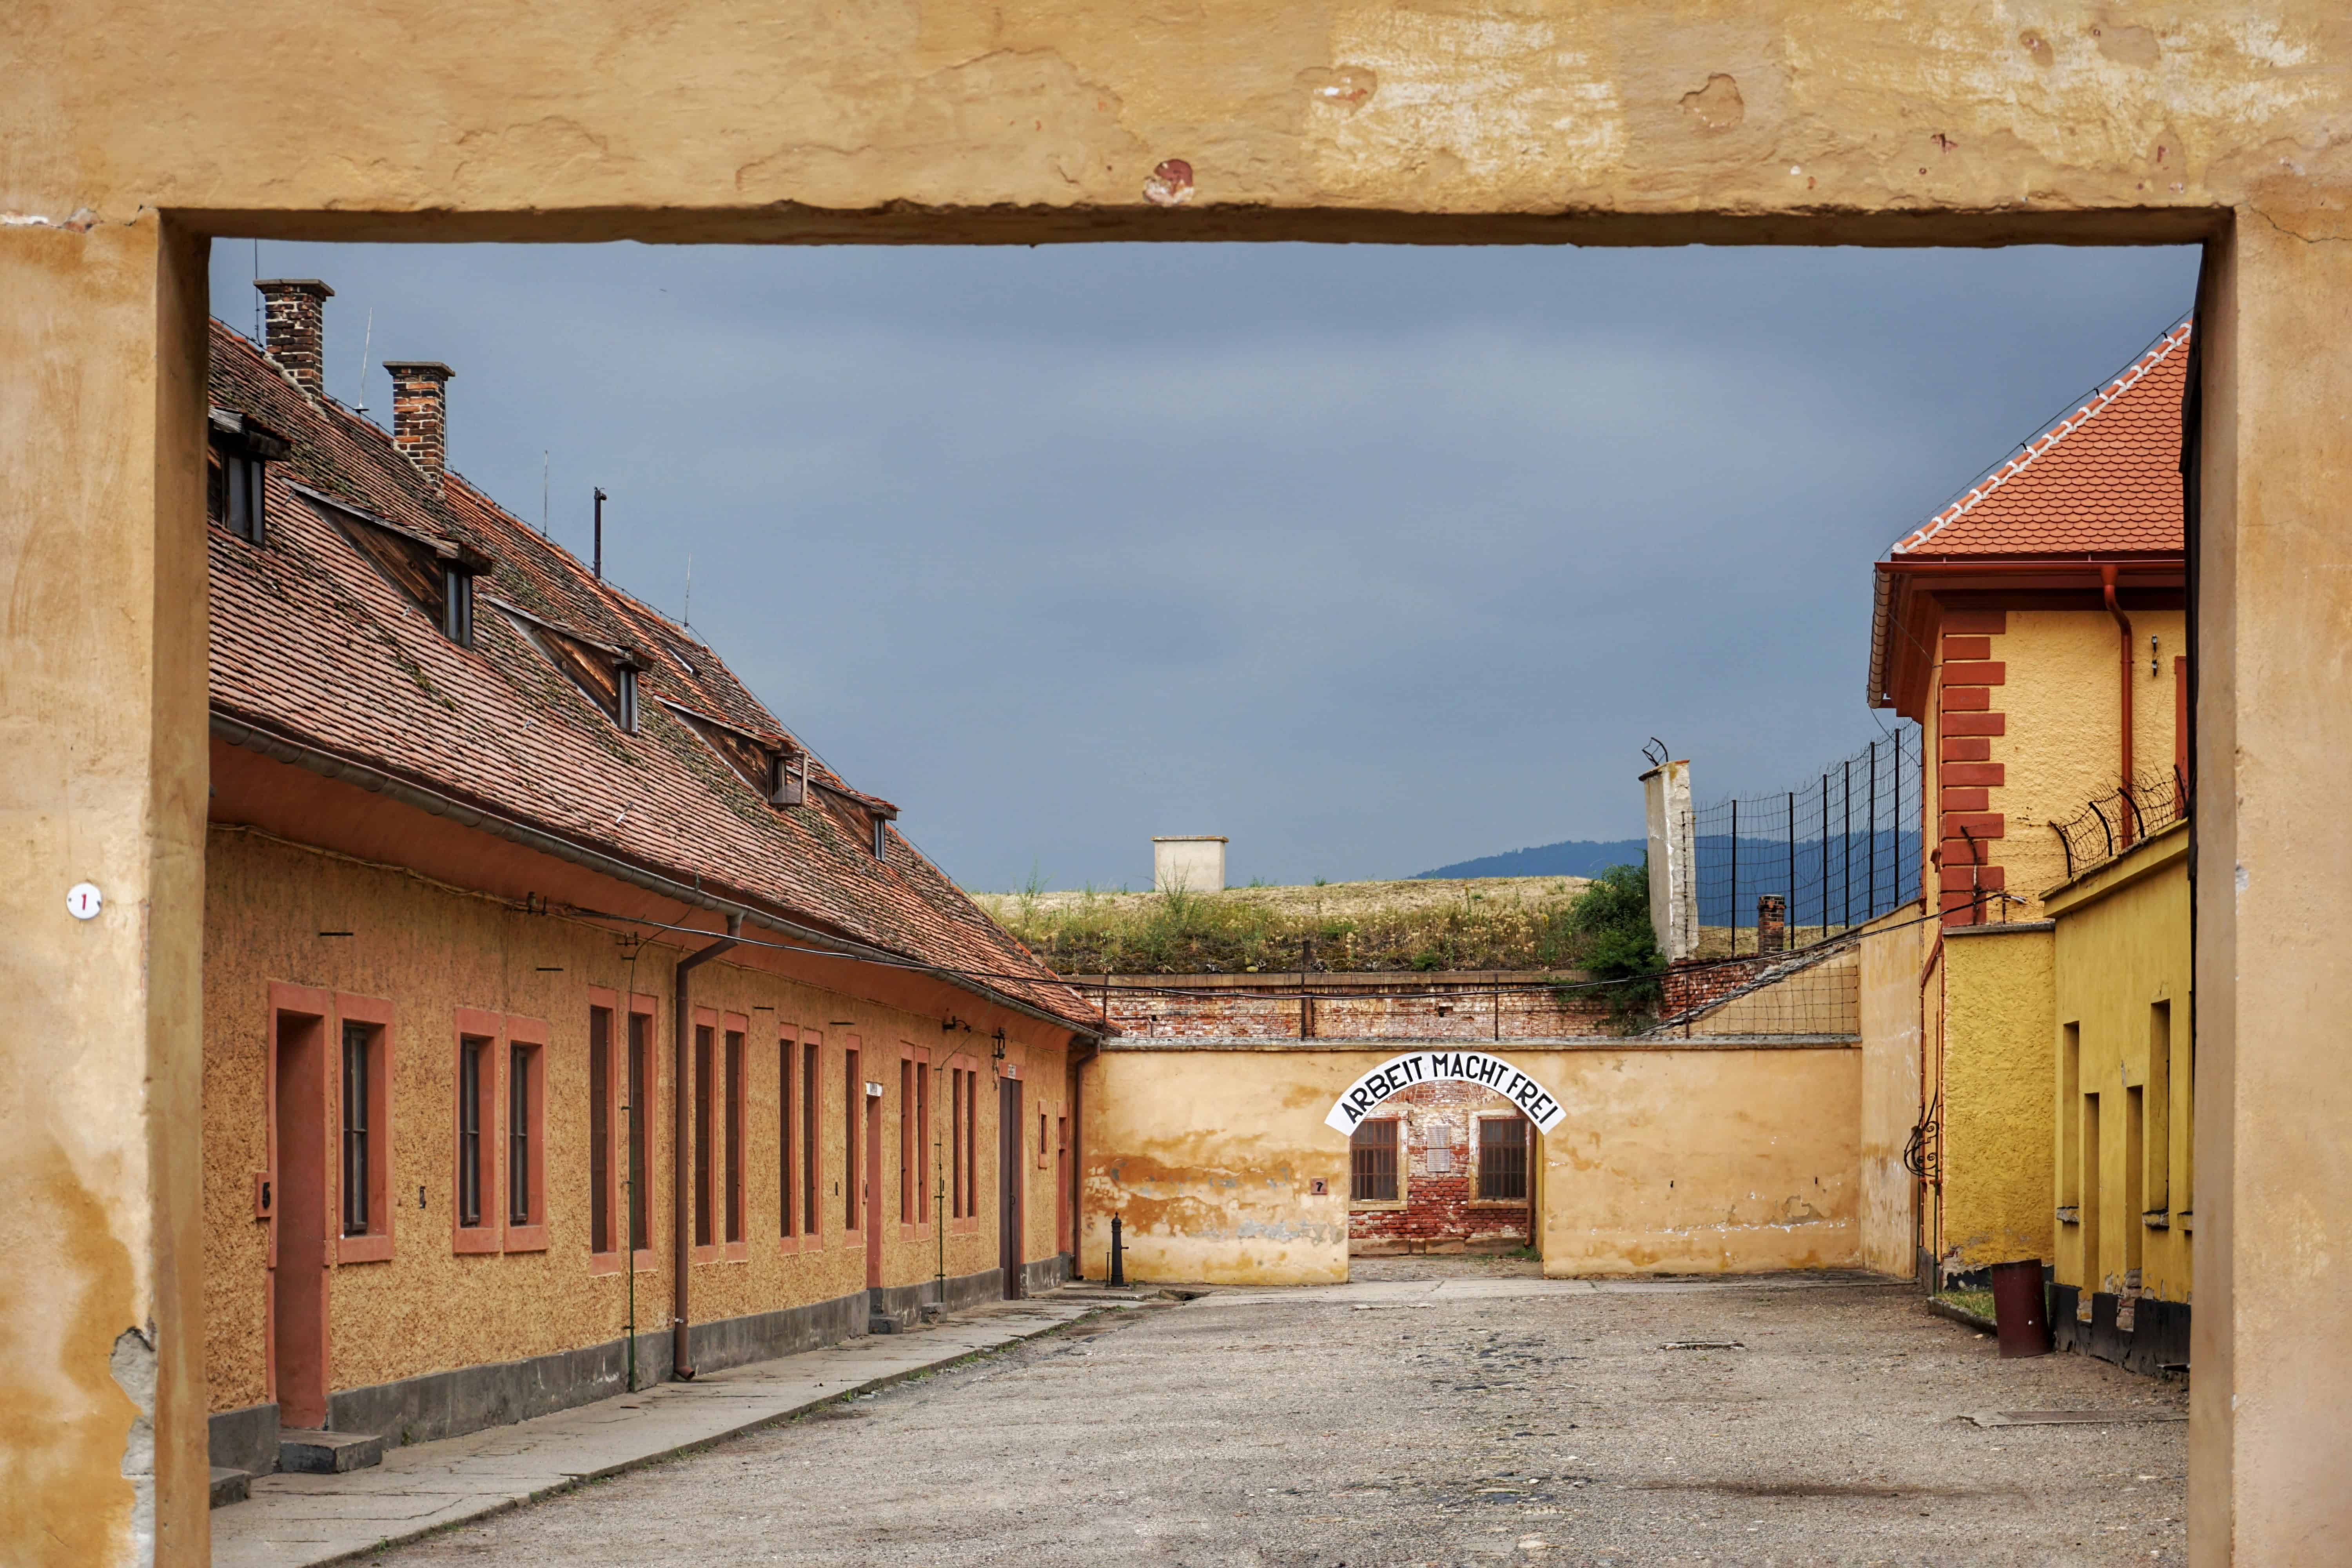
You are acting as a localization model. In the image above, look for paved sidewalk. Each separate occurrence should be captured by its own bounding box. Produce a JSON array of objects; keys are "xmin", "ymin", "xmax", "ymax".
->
[{"xmin": 213, "ymin": 1293, "xmax": 1129, "ymax": 1567}]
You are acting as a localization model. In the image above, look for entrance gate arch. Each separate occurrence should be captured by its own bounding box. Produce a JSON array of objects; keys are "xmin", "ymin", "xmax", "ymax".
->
[
  {"xmin": 1331, "ymin": 1049, "xmax": 1554, "ymax": 1269},
  {"xmin": 1326, "ymin": 1049, "xmax": 1568, "ymax": 1138}
]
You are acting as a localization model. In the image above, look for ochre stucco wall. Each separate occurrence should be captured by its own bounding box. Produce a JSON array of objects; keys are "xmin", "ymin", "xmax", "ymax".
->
[
  {"xmin": 1985, "ymin": 609, "xmax": 2186, "ymax": 920},
  {"xmin": 203, "ymin": 825, "xmax": 1060, "ymax": 1415},
  {"xmin": 1082, "ymin": 1051, "xmax": 1354, "ymax": 1286},
  {"xmin": 1535, "ymin": 1047, "xmax": 1860, "ymax": 1276},
  {"xmin": 1083, "ymin": 1042, "xmax": 1859, "ymax": 1285},
  {"xmin": 1857, "ymin": 904, "xmax": 1926, "ymax": 1278},
  {"xmin": 1936, "ymin": 926, "xmax": 2056, "ymax": 1274},
  {"xmin": 2049, "ymin": 823, "xmax": 2193, "ymax": 1306}
]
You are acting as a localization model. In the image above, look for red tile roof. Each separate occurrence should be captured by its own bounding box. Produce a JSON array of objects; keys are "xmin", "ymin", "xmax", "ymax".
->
[
  {"xmin": 1889, "ymin": 320, "xmax": 2191, "ymax": 560},
  {"xmin": 206, "ymin": 320, "xmax": 1098, "ymax": 1032}
]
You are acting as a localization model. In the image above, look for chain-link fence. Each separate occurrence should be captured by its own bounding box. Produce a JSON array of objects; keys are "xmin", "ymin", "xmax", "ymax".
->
[{"xmin": 1692, "ymin": 728, "xmax": 1924, "ymax": 957}]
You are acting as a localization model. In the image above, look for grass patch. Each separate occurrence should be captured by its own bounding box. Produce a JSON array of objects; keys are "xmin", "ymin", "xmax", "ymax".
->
[
  {"xmin": 1936, "ymin": 1289, "xmax": 1997, "ymax": 1321},
  {"xmin": 971, "ymin": 875, "xmax": 1618, "ymax": 975}
]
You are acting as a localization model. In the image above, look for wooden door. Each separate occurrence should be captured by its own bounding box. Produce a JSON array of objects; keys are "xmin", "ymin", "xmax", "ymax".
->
[
  {"xmin": 998, "ymin": 1077, "xmax": 1024, "ymax": 1299},
  {"xmin": 1056, "ymin": 1115, "xmax": 1070, "ymax": 1257},
  {"xmin": 864, "ymin": 1092, "xmax": 884, "ymax": 1290},
  {"xmin": 272, "ymin": 1007, "xmax": 330, "ymax": 1428}
]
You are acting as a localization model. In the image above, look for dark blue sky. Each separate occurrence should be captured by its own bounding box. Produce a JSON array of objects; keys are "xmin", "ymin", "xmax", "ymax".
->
[{"xmin": 209, "ymin": 240, "xmax": 2198, "ymax": 891}]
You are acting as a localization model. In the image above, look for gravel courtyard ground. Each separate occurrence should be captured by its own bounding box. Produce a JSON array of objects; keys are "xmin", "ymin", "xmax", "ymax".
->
[{"xmin": 367, "ymin": 1272, "xmax": 2186, "ymax": 1567}]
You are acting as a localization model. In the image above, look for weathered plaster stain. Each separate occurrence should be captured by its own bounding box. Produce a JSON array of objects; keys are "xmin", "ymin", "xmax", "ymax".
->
[{"xmin": 1679, "ymin": 73, "xmax": 1744, "ymax": 131}]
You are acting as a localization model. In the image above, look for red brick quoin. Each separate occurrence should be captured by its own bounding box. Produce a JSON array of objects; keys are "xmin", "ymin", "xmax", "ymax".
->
[{"xmin": 1937, "ymin": 613, "xmax": 2007, "ymax": 925}]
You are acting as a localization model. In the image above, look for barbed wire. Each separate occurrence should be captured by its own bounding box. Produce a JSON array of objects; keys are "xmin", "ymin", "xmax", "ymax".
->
[{"xmin": 2049, "ymin": 765, "xmax": 2189, "ymax": 880}]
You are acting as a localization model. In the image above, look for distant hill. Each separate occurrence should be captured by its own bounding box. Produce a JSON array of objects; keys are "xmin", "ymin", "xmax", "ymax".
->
[{"xmin": 1416, "ymin": 839, "xmax": 1648, "ymax": 880}]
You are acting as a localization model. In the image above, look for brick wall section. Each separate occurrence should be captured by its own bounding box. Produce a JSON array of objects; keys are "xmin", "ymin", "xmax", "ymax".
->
[
  {"xmin": 1102, "ymin": 977, "xmax": 1613, "ymax": 1040},
  {"xmin": 1348, "ymin": 1079, "xmax": 1531, "ymax": 1254},
  {"xmin": 1937, "ymin": 610, "xmax": 2007, "ymax": 924}
]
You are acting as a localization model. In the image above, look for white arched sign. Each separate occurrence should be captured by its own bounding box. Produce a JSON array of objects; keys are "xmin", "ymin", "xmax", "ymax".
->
[{"xmin": 1325, "ymin": 1049, "xmax": 1566, "ymax": 1136}]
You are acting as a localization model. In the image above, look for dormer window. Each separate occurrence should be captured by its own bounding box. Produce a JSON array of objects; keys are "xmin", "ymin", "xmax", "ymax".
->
[
  {"xmin": 770, "ymin": 751, "xmax": 806, "ymax": 807},
  {"xmin": 298, "ymin": 483, "xmax": 494, "ymax": 647},
  {"xmin": 806, "ymin": 776, "xmax": 900, "ymax": 860},
  {"xmin": 668, "ymin": 701, "xmax": 802, "ymax": 805},
  {"xmin": 207, "ymin": 408, "xmax": 288, "ymax": 544},
  {"xmin": 442, "ymin": 564, "xmax": 476, "ymax": 646},
  {"xmin": 501, "ymin": 604, "xmax": 646, "ymax": 734}
]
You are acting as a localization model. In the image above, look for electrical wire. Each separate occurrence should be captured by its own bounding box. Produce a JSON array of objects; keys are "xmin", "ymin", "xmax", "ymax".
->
[{"xmin": 535, "ymin": 886, "xmax": 2005, "ymax": 1009}]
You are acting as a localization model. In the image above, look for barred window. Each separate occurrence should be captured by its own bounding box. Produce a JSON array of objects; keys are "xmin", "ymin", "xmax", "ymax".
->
[
  {"xmin": 1479, "ymin": 1115, "xmax": 1528, "ymax": 1201},
  {"xmin": 1350, "ymin": 1118, "xmax": 1399, "ymax": 1203}
]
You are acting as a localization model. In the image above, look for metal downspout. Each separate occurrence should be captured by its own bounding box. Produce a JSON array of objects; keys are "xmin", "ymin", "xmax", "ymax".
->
[
  {"xmin": 2102, "ymin": 566, "xmax": 2136, "ymax": 844},
  {"xmin": 672, "ymin": 914, "xmax": 741, "ymax": 1380}
]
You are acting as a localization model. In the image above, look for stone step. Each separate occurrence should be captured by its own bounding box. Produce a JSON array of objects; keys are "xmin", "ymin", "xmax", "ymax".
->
[
  {"xmin": 209, "ymin": 1467, "xmax": 252, "ymax": 1508},
  {"xmin": 278, "ymin": 1429, "xmax": 384, "ymax": 1474}
]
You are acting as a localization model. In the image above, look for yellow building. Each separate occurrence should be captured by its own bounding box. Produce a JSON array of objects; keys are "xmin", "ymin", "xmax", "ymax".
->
[
  {"xmin": 1866, "ymin": 321, "xmax": 2192, "ymax": 1295},
  {"xmin": 2046, "ymin": 818, "xmax": 2194, "ymax": 1373},
  {"xmin": 198, "ymin": 294, "xmax": 1101, "ymax": 1483}
]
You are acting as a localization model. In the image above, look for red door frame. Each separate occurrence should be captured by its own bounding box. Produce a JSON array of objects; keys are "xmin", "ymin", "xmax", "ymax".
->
[
  {"xmin": 863, "ymin": 1089, "xmax": 884, "ymax": 1290},
  {"xmin": 268, "ymin": 984, "xmax": 333, "ymax": 1429}
]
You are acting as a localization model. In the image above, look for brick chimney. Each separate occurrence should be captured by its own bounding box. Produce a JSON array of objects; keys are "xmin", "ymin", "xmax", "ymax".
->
[
  {"xmin": 255, "ymin": 279, "xmax": 333, "ymax": 394},
  {"xmin": 1756, "ymin": 893, "xmax": 1787, "ymax": 955},
  {"xmin": 383, "ymin": 361, "xmax": 454, "ymax": 475}
]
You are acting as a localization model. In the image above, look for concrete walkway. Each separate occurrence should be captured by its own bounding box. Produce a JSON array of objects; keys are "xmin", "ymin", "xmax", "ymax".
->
[{"xmin": 212, "ymin": 1293, "xmax": 1133, "ymax": 1567}]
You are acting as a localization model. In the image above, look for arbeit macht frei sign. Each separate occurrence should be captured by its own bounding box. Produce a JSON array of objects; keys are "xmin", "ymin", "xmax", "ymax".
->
[{"xmin": 1325, "ymin": 1050, "xmax": 1565, "ymax": 1136}]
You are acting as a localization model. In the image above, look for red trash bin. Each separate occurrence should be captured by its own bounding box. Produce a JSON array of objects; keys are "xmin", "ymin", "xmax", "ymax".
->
[{"xmin": 1988, "ymin": 1258, "xmax": 2053, "ymax": 1357}]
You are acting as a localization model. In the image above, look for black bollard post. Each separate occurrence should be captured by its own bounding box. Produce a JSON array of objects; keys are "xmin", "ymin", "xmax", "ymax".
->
[{"xmin": 1109, "ymin": 1212, "xmax": 1127, "ymax": 1287}]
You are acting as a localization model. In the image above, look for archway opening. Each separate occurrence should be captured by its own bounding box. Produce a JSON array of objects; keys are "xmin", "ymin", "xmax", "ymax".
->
[{"xmin": 1347, "ymin": 1083, "xmax": 1537, "ymax": 1265}]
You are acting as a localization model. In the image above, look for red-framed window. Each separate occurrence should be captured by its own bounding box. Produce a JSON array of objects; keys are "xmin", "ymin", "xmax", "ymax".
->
[
  {"xmin": 505, "ymin": 1016, "xmax": 548, "ymax": 1250},
  {"xmin": 722, "ymin": 1012, "xmax": 748, "ymax": 1259},
  {"xmin": 896, "ymin": 1045, "xmax": 930, "ymax": 1230},
  {"xmin": 777, "ymin": 1027, "xmax": 797, "ymax": 1241},
  {"xmin": 453, "ymin": 1008, "xmax": 501, "ymax": 1253},
  {"xmin": 843, "ymin": 1043, "xmax": 862, "ymax": 1233},
  {"xmin": 335, "ymin": 993, "xmax": 396, "ymax": 1263},
  {"xmin": 947, "ymin": 1056, "xmax": 982, "ymax": 1225},
  {"xmin": 800, "ymin": 1033, "xmax": 822, "ymax": 1247},
  {"xmin": 915, "ymin": 1054, "xmax": 930, "ymax": 1223},
  {"xmin": 626, "ymin": 994, "xmax": 657, "ymax": 1269},
  {"xmin": 692, "ymin": 1007, "xmax": 718, "ymax": 1259},
  {"xmin": 588, "ymin": 992, "xmax": 617, "ymax": 1265}
]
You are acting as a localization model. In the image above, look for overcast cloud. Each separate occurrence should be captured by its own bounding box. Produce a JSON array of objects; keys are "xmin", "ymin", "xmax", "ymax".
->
[{"xmin": 209, "ymin": 240, "xmax": 2199, "ymax": 891}]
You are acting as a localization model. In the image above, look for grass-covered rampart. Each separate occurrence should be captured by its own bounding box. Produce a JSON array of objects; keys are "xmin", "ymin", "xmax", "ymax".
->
[{"xmin": 971, "ymin": 868, "xmax": 1661, "ymax": 979}]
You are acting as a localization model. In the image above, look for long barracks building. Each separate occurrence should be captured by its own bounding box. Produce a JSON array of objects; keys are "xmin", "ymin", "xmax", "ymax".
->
[{"xmin": 200, "ymin": 282, "xmax": 1103, "ymax": 1479}]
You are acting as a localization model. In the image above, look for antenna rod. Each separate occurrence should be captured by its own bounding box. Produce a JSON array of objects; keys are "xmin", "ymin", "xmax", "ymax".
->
[{"xmin": 593, "ymin": 487, "xmax": 607, "ymax": 579}]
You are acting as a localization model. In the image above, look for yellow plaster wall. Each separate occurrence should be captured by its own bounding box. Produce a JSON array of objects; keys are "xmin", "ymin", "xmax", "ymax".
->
[
  {"xmin": 1535, "ymin": 1048, "xmax": 1860, "ymax": 1276},
  {"xmin": 1936, "ymin": 927, "xmax": 2056, "ymax": 1274},
  {"xmin": 2048, "ymin": 824, "xmax": 2193, "ymax": 1305},
  {"xmin": 203, "ymin": 827, "xmax": 1053, "ymax": 1413},
  {"xmin": 1980, "ymin": 609, "xmax": 2186, "ymax": 921},
  {"xmin": 1857, "ymin": 904, "xmax": 1926, "ymax": 1278},
  {"xmin": 1082, "ymin": 1043, "xmax": 1860, "ymax": 1285},
  {"xmin": 1081, "ymin": 1051, "xmax": 1354, "ymax": 1286}
]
